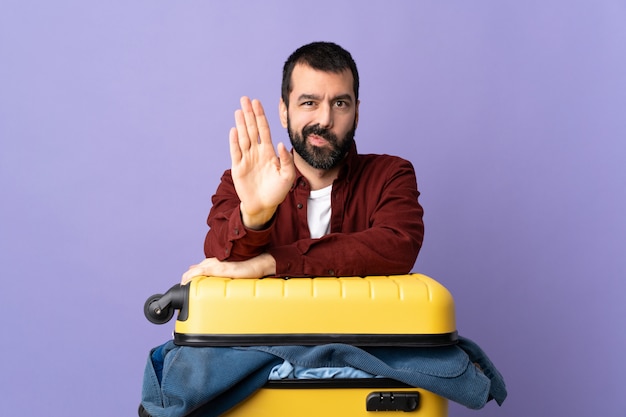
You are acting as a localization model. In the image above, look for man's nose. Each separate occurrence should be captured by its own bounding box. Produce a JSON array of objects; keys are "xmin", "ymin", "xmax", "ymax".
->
[{"xmin": 317, "ymin": 103, "xmax": 333, "ymax": 129}]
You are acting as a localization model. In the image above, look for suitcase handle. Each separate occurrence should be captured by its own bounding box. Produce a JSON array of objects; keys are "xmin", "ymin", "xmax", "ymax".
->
[
  {"xmin": 366, "ymin": 391, "xmax": 420, "ymax": 412},
  {"xmin": 143, "ymin": 284, "xmax": 189, "ymax": 324}
]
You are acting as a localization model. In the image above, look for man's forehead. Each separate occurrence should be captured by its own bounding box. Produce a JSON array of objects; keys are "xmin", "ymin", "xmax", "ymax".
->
[{"xmin": 290, "ymin": 63, "xmax": 354, "ymax": 98}]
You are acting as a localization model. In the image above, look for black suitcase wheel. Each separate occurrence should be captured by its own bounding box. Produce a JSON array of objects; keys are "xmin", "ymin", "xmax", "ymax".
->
[{"xmin": 144, "ymin": 294, "xmax": 175, "ymax": 324}]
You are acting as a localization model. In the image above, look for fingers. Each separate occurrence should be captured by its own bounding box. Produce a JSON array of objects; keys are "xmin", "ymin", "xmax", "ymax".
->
[
  {"xmin": 233, "ymin": 97, "xmax": 272, "ymax": 150},
  {"xmin": 240, "ymin": 96, "xmax": 259, "ymax": 147},
  {"xmin": 234, "ymin": 106, "xmax": 251, "ymax": 152},
  {"xmin": 182, "ymin": 264, "xmax": 207, "ymax": 284},
  {"xmin": 180, "ymin": 257, "xmax": 268, "ymax": 283},
  {"xmin": 251, "ymin": 99, "xmax": 272, "ymax": 146},
  {"xmin": 244, "ymin": 99, "xmax": 260, "ymax": 145},
  {"xmin": 181, "ymin": 268, "xmax": 198, "ymax": 285},
  {"xmin": 181, "ymin": 259, "xmax": 213, "ymax": 284},
  {"xmin": 229, "ymin": 127, "xmax": 241, "ymax": 165}
]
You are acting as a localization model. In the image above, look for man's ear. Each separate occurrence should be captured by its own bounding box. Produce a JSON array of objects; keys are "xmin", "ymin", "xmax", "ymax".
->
[
  {"xmin": 355, "ymin": 99, "xmax": 360, "ymax": 129},
  {"xmin": 279, "ymin": 98, "xmax": 288, "ymax": 128}
]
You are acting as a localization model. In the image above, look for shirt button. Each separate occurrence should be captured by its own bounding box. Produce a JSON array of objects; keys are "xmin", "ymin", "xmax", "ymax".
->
[
  {"xmin": 297, "ymin": 203, "xmax": 303, "ymax": 209},
  {"xmin": 234, "ymin": 228, "xmax": 240, "ymax": 236},
  {"xmin": 328, "ymin": 269, "xmax": 335, "ymax": 275}
]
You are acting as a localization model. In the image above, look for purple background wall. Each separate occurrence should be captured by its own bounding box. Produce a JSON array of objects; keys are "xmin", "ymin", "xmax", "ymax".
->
[{"xmin": 1, "ymin": 1, "xmax": 624, "ymax": 416}]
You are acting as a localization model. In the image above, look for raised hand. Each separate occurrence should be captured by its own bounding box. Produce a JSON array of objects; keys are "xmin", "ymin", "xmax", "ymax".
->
[{"xmin": 229, "ymin": 96, "xmax": 295, "ymax": 229}]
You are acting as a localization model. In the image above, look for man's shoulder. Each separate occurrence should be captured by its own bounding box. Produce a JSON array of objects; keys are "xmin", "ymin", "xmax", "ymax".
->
[
  {"xmin": 354, "ymin": 152, "xmax": 414, "ymax": 170},
  {"xmin": 342, "ymin": 152, "xmax": 415, "ymax": 183},
  {"xmin": 357, "ymin": 152, "xmax": 411, "ymax": 162}
]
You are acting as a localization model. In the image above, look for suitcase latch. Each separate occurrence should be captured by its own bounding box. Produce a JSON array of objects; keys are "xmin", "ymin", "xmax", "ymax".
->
[{"xmin": 366, "ymin": 391, "xmax": 420, "ymax": 412}]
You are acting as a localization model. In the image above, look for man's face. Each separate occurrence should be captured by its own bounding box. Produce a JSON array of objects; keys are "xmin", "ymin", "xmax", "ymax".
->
[{"xmin": 280, "ymin": 64, "xmax": 359, "ymax": 170}]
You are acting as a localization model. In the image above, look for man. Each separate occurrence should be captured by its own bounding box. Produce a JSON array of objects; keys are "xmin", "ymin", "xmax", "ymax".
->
[{"xmin": 182, "ymin": 41, "xmax": 423, "ymax": 283}]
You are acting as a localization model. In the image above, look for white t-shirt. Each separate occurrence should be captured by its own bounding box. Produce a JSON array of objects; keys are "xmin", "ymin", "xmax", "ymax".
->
[{"xmin": 307, "ymin": 184, "xmax": 332, "ymax": 239}]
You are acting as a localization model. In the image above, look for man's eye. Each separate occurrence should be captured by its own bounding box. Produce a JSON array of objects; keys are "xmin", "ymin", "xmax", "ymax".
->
[{"xmin": 335, "ymin": 100, "xmax": 347, "ymax": 108}]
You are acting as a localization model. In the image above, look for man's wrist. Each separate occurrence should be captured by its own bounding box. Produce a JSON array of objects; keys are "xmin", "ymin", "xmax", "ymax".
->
[
  {"xmin": 260, "ymin": 253, "xmax": 277, "ymax": 276},
  {"xmin": 240, "ymin": 202, "xmax": 276, "ymax": 230}
]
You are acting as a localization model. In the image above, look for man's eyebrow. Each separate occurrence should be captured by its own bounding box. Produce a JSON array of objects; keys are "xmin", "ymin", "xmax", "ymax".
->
[
  {"xmin": 296, "ymin": 93, "xmax": 354, "ymax": 102},
  {"xmin": 297, "ymin": 94, "xmax": 321, "ymax": 102},
  {"xmin": 333, "ymin": 94, "xmax": 354, "ymax": 102}
]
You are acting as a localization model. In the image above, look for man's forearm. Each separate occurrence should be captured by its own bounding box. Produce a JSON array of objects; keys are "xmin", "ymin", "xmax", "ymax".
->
[{"xmin": 268, "ymin": 225, "xmax": 422, "ymax": 278}]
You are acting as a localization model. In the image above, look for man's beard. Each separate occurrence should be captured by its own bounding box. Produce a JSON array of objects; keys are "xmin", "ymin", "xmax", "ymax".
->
[{"xmin": 288, "ymin": 118, "xmax": 356, "ymax": 170}]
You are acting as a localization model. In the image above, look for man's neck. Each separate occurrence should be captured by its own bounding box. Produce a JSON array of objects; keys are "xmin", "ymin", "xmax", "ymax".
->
[{"xmin": 293, "ymin": 153, "xmax": 342, "ymax": 191}]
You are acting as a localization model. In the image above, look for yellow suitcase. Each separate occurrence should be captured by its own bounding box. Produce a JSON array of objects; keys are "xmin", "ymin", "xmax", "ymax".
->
[
  {"xmin": 145, "ymin": 274, "xmax": 457, "ymax": 348},
  {"xmin": 221, "ymin": 379, "xmax": 449, "ymax": 416},
  {"xmin": 144, "ymin": 274, "xmax": 456, "ymax": 416}
]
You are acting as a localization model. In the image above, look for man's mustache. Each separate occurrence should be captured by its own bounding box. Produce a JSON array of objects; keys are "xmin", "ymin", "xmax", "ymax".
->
[{"xmin": 302, "ymin": 124, "xmax": 338, "ymax": 145}]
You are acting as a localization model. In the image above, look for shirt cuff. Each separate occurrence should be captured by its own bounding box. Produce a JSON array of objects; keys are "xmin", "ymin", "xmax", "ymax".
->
[{"xmin": 267, "ymin": 245, "xmax": 305, "ymax": 277}]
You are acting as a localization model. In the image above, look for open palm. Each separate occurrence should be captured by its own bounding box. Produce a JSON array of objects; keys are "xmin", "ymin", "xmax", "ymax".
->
[{"xmin": 229, "ymin": 97, "xmax": 295, "ymax": 229}]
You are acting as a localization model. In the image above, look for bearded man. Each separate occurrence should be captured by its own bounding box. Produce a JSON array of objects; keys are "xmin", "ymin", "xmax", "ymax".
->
[{"xmin": 182, "ymin": 41, "xmax": 424, "ymax": 282}]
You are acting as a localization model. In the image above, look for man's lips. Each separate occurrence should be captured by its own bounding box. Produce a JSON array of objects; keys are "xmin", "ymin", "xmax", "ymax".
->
[{"xmin": 307, "ymin": 134, "xmax": 329, "ymax": 146}]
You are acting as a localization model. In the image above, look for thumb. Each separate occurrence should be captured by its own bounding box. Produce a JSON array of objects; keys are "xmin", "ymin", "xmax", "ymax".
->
[{"xmin": 277, "ymin": 142, "xmax": 294, "ymax": 171}]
